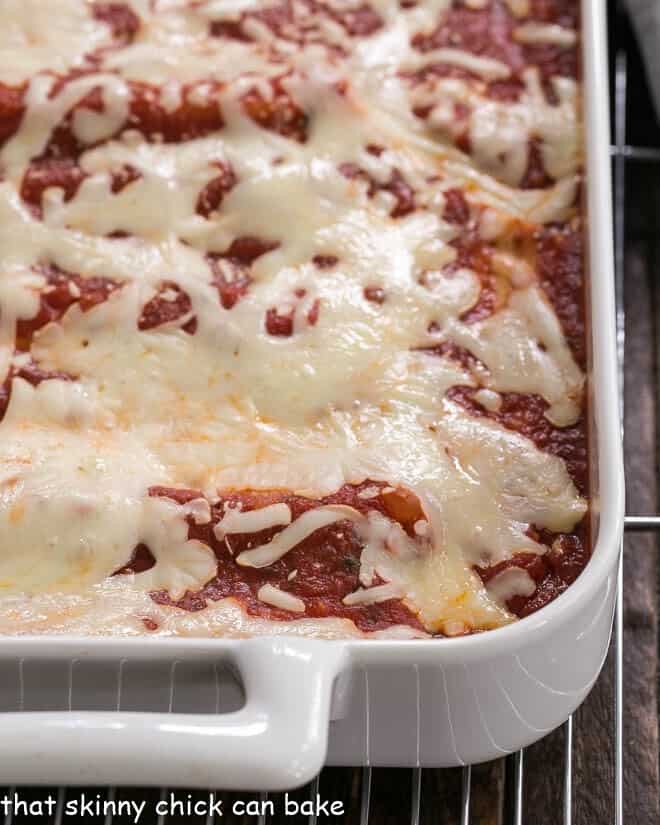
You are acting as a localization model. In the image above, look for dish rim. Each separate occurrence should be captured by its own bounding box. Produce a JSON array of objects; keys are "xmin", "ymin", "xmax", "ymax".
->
[{"xmin": 0, "ymin": 0, "xmax": 624, "ymax": 660}]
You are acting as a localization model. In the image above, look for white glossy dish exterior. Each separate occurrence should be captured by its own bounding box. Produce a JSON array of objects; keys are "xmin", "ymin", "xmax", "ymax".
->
[{"xmin": 0, "ymin": 0, "xmax": 623, "ymax": 790}]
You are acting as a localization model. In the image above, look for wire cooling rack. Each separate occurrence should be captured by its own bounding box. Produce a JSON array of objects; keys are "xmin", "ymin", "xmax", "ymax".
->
[{"xmin": 0, "ymin": 3, "xmax": 658, "ymax": 824}]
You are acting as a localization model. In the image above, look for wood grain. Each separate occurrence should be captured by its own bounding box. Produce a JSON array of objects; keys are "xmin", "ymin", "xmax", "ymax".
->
[{"xmin": 620, "ymin": 226, "xmax": 659, "ymax": 824}]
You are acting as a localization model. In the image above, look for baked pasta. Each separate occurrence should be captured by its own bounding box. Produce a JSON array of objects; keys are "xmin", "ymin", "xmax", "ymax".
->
[{"xmin": 0, "ymin": 0, "xmax": 587, "ymax": 638}]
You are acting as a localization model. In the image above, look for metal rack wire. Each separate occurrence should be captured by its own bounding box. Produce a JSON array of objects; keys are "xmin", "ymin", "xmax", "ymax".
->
[{"xmin": 1, "ymin": 7, "xmax": 657, "ymax": 825}]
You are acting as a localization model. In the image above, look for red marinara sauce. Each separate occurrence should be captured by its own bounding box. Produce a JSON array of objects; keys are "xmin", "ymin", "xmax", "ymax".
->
[{"xmin": 116, "ymin": 482, "xmax": 427, "ymax": 635}]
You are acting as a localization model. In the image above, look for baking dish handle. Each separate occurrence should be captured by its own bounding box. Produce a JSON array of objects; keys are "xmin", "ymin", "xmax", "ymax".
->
[{"xmin": 0, "ymin": 638, "xmax": 347, "ymax": 790}]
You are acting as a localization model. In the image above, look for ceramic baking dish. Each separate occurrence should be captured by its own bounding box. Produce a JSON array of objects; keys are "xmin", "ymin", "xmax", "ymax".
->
[{"xmin": 0, "ymin": 0, "xmax": 623, "ymax": 790}]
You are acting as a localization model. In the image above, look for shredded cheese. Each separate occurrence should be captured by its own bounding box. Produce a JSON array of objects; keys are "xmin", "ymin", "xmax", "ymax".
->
[
  {"xmin": 513, "ymin": 23, "xmax": 577, "ymax": 48},
  {"xmin": 236, "ymin": 506, "xmax": 362, "ymax": 568},
  {"xmin": 0, "ymin": 0, "xmax": 587, "ymax": 637},
  {"xmin": 257, "ymin": 584, "xmax": 306, "ymax": 613},
  {"xmin": 214, "ymin": 503, "xmax": 293, "ymax": 539}
]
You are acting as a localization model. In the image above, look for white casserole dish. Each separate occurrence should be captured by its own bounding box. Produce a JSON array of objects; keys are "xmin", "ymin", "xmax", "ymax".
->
[{"xmin": 0, "ymin": 0, "xmax": 623, "ymax": 790}]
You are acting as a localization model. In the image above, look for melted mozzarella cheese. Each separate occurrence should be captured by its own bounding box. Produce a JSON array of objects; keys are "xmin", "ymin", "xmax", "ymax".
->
[
  {"xmin": 257, "ymin": 584, "xmax": 306, "ymax": 613},
  {"xmin": 401, "ymin": 48, "xmax": 512, "ymax": 81},
  {"xmin": 0, "ymin": 0, "xmax": 112, "ymax": 84},
  {"xmin": 237, "ymin": 506, "xmax": 362, "ymax": 568},
  {"xmin": 0, "ymin": 0, "xmax": 587, "ymax": 638},
  {"xmin": 513, "ymin": 23, "xmax": 577, "ymax": 47},
  {"xmin": 410, "ymin": 68, "xmax": 580, "ymax": 188},
  {"xmin": 214, "ymin": 502, "xmax": 292, "ymax": 538}
]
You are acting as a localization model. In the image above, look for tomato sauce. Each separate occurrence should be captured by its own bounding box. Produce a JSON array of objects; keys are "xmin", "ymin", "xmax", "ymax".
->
[
  {"xmin": 21, "ymin": 158, "xmax": 88, "ymax": 216},
  {"xmin": 92, "ymin": 3, "xmax": 141, "ymax": 44},
  {"xmin": 408, "ymin": 0, "xmax": 579, "ymax": 185},
  {"xmin": 120, "ymin": 470, "xmax": 587, "ymax": 630},
  {"xmin": 119, "ymin": 483, "xmax": 426, "ymax": 634},
  {"xmin": 16, "ymin": 264, "xmax": 122, "ymax": 351},
  {"xmin": 442, "ymin": 187, "xmax": 471, "ymax": 225},
  {"xmin": 209, "ymin": 0, "xmax": 383, "ymax": 51},
  {"xmin": 339, "ymin": 162, "xmax": 417, "ymax": 218},
  {"xmin": 447, "ymin": 386, "xmax": 587, "ymax": 494},
  {"xmin": 138, "ymin": 281, "xmax": 197, "ymax": 335},
  {"xmin": 420, "ymin": 205, "xmax": 589, "ymax": 623},
  {"xmin": 535, "ymin": 224, "xmax": 586, "ymax": 369},
  {"xmin": 475, "ymin": 521, "xmax": 588, "ymax": 618},
  {"xmin": 418, "ymin": 340, "xmax": 488, "ymax": 377},
  {"xmin": 0, "ymin": 83, "xmax": 26, "ymax": 148},
  {"xmin": 3, "ymin": 0, "xmax": 589, "ymax": 635},
  {"xmin": 110, "ymin": 163, "xmax": 141, "ymax": 194},
  {"xmin": 0, "ymin": 361, "xmax": 74, "ymax": 421},
  {"xmin": 196, "ymin": 162, "xmax": 237, "ymax": 218},
  {"xmin": 312, "ymin": 255, "xmax": 339, "ymax": 269},
  {"xmin": 265, "ymin": 289, "xmax": 320, "ymax": 337},
  {"xmin": 241, "ymin": 80, "xmax": 309, "ymax": 143},
  {"xmin": 207, "ymin": 237, "xmax": 279, "ymax": 310},
  {"xmin": 411, "ymin": 0, "xmax": 577, "ymax": 96}
]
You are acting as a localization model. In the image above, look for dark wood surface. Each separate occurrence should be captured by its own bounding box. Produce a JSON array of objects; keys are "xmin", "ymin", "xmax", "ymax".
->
[{"xmin": 621, "ymin": 234, "xmax": 659, "ymax": 825}]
